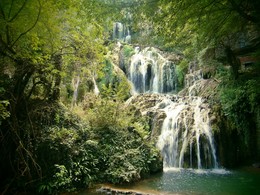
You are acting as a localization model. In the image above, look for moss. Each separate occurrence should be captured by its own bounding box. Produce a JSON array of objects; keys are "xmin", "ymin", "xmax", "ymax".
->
[{"xmin": 122, "ymin": 45, "xmax": 135, "ymax": 58}]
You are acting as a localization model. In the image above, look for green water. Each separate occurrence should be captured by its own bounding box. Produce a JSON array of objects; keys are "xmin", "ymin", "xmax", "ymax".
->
[{"xmin": 82, "ymin": 167, "xmax": 260, "ymax": 195}]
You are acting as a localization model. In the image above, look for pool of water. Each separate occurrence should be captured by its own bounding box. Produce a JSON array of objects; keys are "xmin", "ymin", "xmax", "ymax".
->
[{"xmin": 81, "ymin": 167, "xmax": 260, "ymax": 195}]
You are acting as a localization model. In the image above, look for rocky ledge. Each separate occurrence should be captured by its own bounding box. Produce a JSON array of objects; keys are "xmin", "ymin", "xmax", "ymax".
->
[{"xmin": 97, "ymin": 186, "xmax": 157, "ymax": 195}]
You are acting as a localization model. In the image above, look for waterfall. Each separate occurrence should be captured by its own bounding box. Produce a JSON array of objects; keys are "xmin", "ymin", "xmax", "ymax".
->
[
  {"xmin": 155, "ymin": 96, "xmax": 218, "ymax": 169},
  {"xmin": 129, "ymin": 47, "xmax": 177, "ymax": 94},
  {"xmin": 125, "ymin": 47, "xmax": 219, "ymax": 170},
  {"xmin": 113, "ymin": 22, "xmax": 124, "ymax": 40}
]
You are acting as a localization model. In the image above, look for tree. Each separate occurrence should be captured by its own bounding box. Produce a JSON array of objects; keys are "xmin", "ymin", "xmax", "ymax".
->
[
  {"xmin": 139, "ymin": 0, "xmax": 260, "ymax": 78},
  {"xmin": 0, "ymin": 0, "xmax": 120, "ymax": 192}
]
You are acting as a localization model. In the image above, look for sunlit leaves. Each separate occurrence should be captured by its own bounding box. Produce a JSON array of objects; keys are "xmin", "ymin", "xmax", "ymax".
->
[{"xmin": 139, "ymin": 0, "xmax": 259, "ymax": 56}]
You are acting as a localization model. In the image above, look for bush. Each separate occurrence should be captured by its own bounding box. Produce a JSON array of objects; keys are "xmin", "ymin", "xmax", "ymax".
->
[
  {"xmin": 32, "ymin": 102, "xmax": 99, "ymax": 194},
  {"xmin": 35, "ymin": 97, "xmax": 162, "ymax": 194},
  {"xmin": 176, "ymin": 59, "xmax": 189, "ymax": 89},
  {"xmin": 219, "ymin": 77, "xmax": 259, "ymax": 154},
  {"xmin": 122, "ymin": 45, "xmax": 135, "ymax": 57},
  {"xmin": 81, "ymin": 97, "xmax": 163, "ymax": 183}
]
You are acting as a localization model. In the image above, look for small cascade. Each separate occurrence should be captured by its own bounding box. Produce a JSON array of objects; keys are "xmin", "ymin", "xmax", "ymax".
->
[
  {"xmin": 112, "ymin": 22, "xmax": 131, "ymax": 43},
  {"xmin": 71, "ymin": 75, "xmax": 80, "ymax": 107},
  {"xmin": 92, "ymin": 77, "xmax": 100, "ymax": 95},
  {"xmin": 125, "ymin": 28, "xmax": 131, "ymax": 43},
  {"xmin": 113, "ymin": 22, "xmax": 124, "ymax": 40},
  {"xmin": 129, "ymin": 47, "xmax": 177, "ymax": 94}
]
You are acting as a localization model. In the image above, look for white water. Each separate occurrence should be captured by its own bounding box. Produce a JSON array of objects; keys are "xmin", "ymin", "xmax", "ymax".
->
[
  {"xmin": 125, "ymin": 47, "xmax": 218, "ymax": 169},
  {"xmin": 156, "ymin": 96, "xmax": 218, "ymax": 169},
  {"xmin": 113, "ymin": 22, "xmax": 131, "ymax": 43},
  {"xmin": 129, "ymin": 47, "xmax": 176, "ymax": 94},
  {"xmin": 92, "ymin": 77, "xmax": 100, "ymax": 95}
]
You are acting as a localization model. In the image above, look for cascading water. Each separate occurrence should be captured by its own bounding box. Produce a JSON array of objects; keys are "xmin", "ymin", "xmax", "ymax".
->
[
  {"xmin": 112, "ymin": 22, "xmax": 131, "ymax": 43},
  {"xmin": 125, "ymin": 48, "xmax": 219, "ymax": 169},
  {"xmin": 129, "ymin": 47, "xmax": 177, "ymax": 94},
  {"xmin": 156, "ymin": 96, "xmax": 218, "ymax": 169}
]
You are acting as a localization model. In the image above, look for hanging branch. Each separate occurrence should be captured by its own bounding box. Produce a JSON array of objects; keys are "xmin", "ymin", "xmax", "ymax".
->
[
  {"xmin": 8, "ymin": 0, "xmax": 28, "ymax": 23},
  {"xmin": 10, "ymin": 0, "xmax": 41, "ymax": 48},
  {"xmin": 8, "ymin": 0, "xmax": 14, "ymax": 19},
  {"xmin": 0, "ymin": 0, "xmax": 6, "ymax": 20}
]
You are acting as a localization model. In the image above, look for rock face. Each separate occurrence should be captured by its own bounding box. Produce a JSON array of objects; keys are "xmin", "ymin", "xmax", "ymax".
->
[
  {"xmin": 178, "ymin": 68, "xmax": 219, "ymax": 99},
  {"xmin": 98, "ymin": 186, "xmax": 156, "ymax": 195}
]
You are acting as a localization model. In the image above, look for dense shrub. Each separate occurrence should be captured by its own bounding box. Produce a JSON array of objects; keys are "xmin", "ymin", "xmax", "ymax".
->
[
  {"xmin": 29, "ymin": 97, "xmax": 162, "ymax": 194},
  {"xmin": 80, "ymin": 97, "xmax": 163, "ymax": 183},
  {"xmin": 216, "ymin": 66, "xmax": 260, "ymax": 165}
]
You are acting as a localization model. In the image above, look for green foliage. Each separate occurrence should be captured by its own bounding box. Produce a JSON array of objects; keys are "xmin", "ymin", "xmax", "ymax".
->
[
  {"xmin": 139, "ymin": 0, "xmax": 260, "ymax": 60},
  {"xmin": 31, "ymin": 97, "xmax": 162, "ymax": 194},
  {"xmin": 219, "ymin": 78, "xmax": 260, "ymax": 146},
  {"xmin": 98, "ymin": 58, "xmax": 131, "ymax": 101},
  {"xmin": 176, "ymin": 59, "xmax": 189, "ymax": 89},
  {"xmin": 52, "ymin": 165, "xmax": 73, "ymax": 191},
  {"xmin": 84, "ymin": 98, "xmax": 134, "ymax": 130},
  {"xmin": 0, "ymin": 87, "xmax": 10, "ymax": 123},
  {"xmin": 106, "ymin": 149, "xmax": 144, "ymax": 183},
  {"xmin": 33, "ymin": 102, "xmax": 100, "ymax": 194},
  {"xmin": 0, "ymin": 100, "xmax": 10, "ymax": 120},
  {"xmin": 122, "ymin": 45, "xmax": 135, "ymax": 57},
  {"xmin": 100, "ymin": 77, "xmax": 131, "ymax": 101},
  {"xmin": 0, "ymin": 0, "xmax": 163, "ymax": 194},
  {"xmin": 99, "ymin": 59, "xmax": 114, "ymax": 86},
  {"xmin": 78, "ymin": 97, "xmax": 162, "ymax": 184}
]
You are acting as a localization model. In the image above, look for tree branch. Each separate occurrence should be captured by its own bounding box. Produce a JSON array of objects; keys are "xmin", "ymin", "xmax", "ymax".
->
[
  {"xmin": 8, "ymin": 0, "xmax": 28, "ymax": 23},
  {"xmin": 0, "ymin": 1, "xmax": 6, "ymax": 20},
  {"xmin": 0, "ymin": 35, "xmax": 16, "ymax": 55},
  {"xmin": 8, "ymin": 0, "xmax": 15, "ymax": 19},
  {"xmin": 11, "ymin": 0, "xmax": 41, "ymax": 48}
]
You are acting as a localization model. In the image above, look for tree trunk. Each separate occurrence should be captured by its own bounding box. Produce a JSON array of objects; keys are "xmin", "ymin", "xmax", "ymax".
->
[
  {"xmin": 51, "ymin": 54, "xmax": 62, "ymax": 101},
  {"xmin": 225, "ymin": 46, "xmax": 240, "ymax": 79}
]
